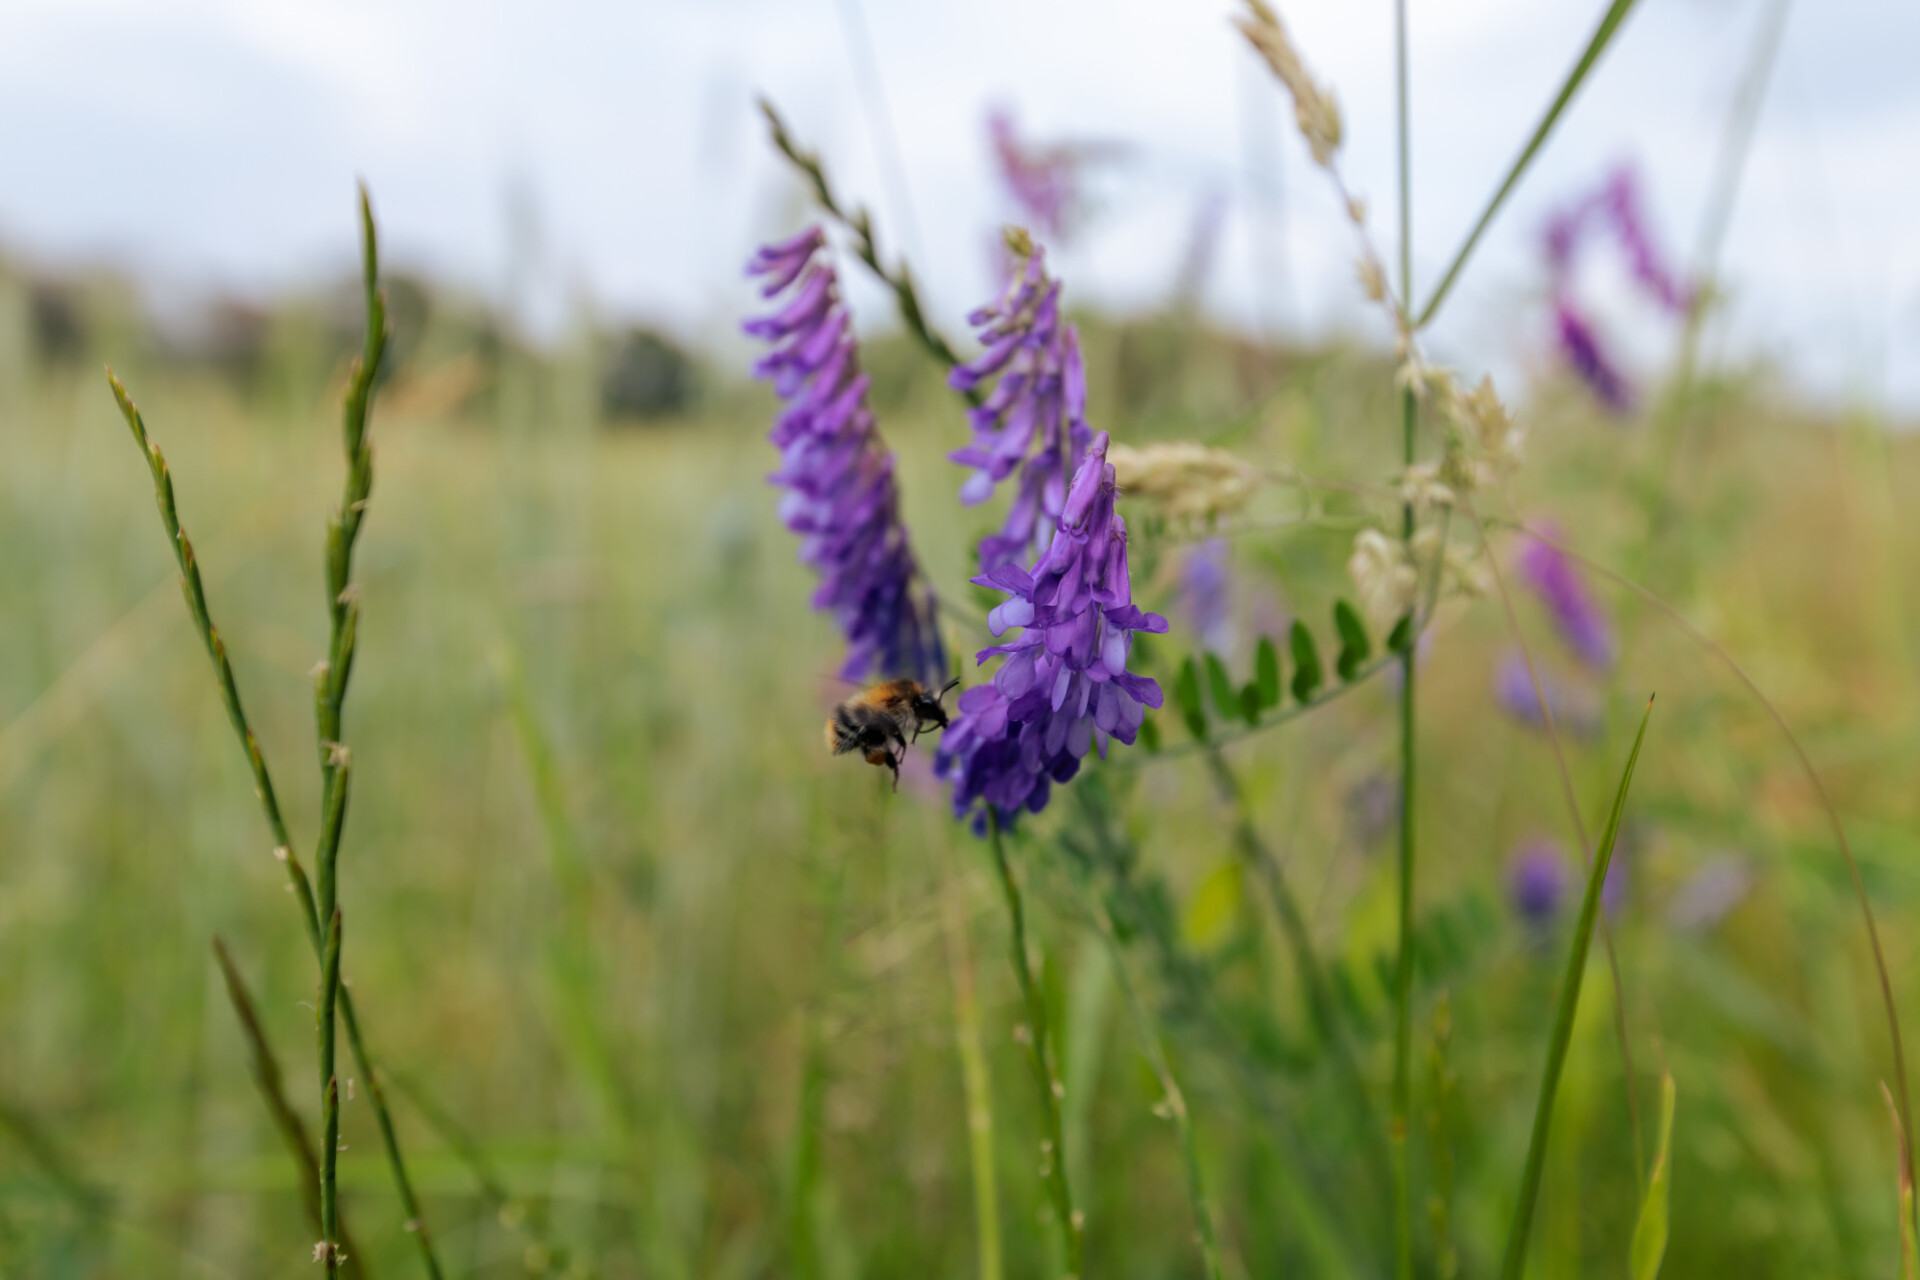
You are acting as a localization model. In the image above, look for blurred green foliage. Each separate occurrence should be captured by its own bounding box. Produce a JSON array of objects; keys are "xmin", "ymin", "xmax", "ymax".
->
[{"xmin": 1, "ymin": 280, "xmax": 1918, "ymax": 1278}]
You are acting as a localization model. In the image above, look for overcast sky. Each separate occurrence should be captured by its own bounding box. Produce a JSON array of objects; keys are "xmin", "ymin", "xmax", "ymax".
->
[{"xmin": 1, "ymin": 0, "xmax": 1915, "ymax": 410}]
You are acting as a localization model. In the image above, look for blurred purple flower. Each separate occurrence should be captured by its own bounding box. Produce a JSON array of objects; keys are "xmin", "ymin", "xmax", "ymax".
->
[
  {"xmin": 1344, "ymin": 773, "xmax": 1399, "ymax": 851},
  {"xmin": 1510, "ymin": 839, "xmax": 1570, "ymax": 924},
  {"xmin": 1182, "ymin": 539, "xmax": 1233, "ymax": 656},
  {"xmin": 1511, "ymin": 835, "xmax": 1632, "ymax": 927},
  {"xmin": 949, "ymin": 245, "xmax": 1094, "ymax": 571},
  {"xmin": 987, "ymin": 107, "xmax": 1079, "ymax": 241},
  {"xmin": 1491, "ymin": 652, "xmax": 1600, "ymax": 738},
  {"xmin": 1601, "ymin": 167, "xmax": 1691, "ymax": 316},
  {"xmin": 745, "ymin": 226, "xmax": 944, "ymax": 684},
  {"xmin": 1666, "ymin": 855, "xmax": 1754, "ymax": 933},
  {"xmin": 939, "ymin": 430, "xmax": 1168, "ymax": 829},
  {"xmin": 1517, "ymin": 527, "xmax": 1613, "ymax": 669},
  {"xmin": 1543, "ymin": 163, "xmax": 1690, "ymax": 413},
  {"xmin": 1552, "ymin": 299, "xmax": 1634, "ymax": 414}
]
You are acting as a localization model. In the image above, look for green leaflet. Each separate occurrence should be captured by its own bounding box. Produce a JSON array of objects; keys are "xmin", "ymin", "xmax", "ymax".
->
[
  {"xmin": 1255, "ymin": 636, "xmax": 1282, "ymax": 709},
  {"xmin": 1289, "ymin": 622, "xmax": 1323, "ymax": 703},
  {"xmin": 1334, "ymin": 600, "xmax": 1371, "ymax": 682},
  {"xmin": 1175, "ymin": 657, "xmax": 1208, "ymax": 741},
  {"xmin": 1204, "ymin": 652, "xmax": 1237, "ymax": 720}
]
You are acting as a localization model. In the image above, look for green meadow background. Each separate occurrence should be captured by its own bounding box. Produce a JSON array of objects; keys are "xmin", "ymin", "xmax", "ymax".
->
[{"xmin": 2, "ymin": 272, "xmax": 1919, "ymax": 1279}]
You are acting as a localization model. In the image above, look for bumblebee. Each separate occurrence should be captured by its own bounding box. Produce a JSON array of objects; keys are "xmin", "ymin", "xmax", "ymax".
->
[{"xmin": 825, "ymin": 677, "xmax": 959, "ymax": 789}]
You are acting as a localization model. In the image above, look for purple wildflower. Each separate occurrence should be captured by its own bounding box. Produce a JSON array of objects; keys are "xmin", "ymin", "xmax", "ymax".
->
[
  {"xmin": 745, "ymin": 226, "xmax": 943, "ymax": 684},
  {"xmin": 1601, "ymin": 167, "xmax": 1691, "ymax": 316},
  {"xmin": 1182, "ymin": 539, "xmax": 1233, "ymax": 657},
  {"xmin": 1491, "ymin": 651, "xmax": 1599, "ymax": 738},
  {"xmin": 1552, "ymin": 299, "xmax": 1634, "ymax": 414},
  {"xmin": 987, "ymin": 107, "xmax": 1079, "ymax": 241},
  {"xmin": 1509, "ymin": 839, "xmax": 1570, "ymax": 924},
  {"xmin": 1517, "ymin": 527, "xmax": 1613, "ymax": 669},
  {"xmin": 948, "ymin": 245, "xmax": 1094, "ymax": 571},
  {"xmin": 1543, "ymin": 164, "xmax": 1690, "ymax": 413},
  {"xmin": 939, "ymin": 430, "xmax": 1168, "ymax": 828}
]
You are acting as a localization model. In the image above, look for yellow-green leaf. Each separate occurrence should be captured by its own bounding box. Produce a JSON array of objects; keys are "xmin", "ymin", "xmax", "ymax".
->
[
  {"xmin": 1629, "ymin": 1072, "xmax": 1677, "ymax": 1280},
  {"xmin": 1182, "ymin": 861, "xmax": 1244, "ymax": 953}
]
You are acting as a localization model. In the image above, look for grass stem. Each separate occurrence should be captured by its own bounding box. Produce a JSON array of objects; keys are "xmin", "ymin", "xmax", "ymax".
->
[
  {"xmin": 941, "ymin": 876, "xmax": 1005, "ymax": 1280},
  {"xmin": 986, "ymin": 813, "xmax": 1083, "ymax": 1277},
  {"xmin": 105, "ymin": 185, "xmax": 445, "ymax": 1279},
  {"xmin": 1414, "ymin": 0, "xmax": 1643, "ymax": 329},
  {"xmin": 1392, "ymin": 3, "xmax": 1418, "ymax": 1266},
  {"xmin": 1498, "ymin": 700, "xmax": 1654, "ymax": 1280}
]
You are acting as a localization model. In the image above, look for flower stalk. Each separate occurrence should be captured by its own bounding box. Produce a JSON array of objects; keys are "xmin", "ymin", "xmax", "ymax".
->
[{"xmin": 987, "ymin": 814, "xmax": 1082, "ymax": 1277}]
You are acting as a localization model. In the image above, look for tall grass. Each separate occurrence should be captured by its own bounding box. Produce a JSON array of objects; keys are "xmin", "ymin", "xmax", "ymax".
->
[{"xmin": 0, "ymin": 3, "xmax": 1914, "ymax": 1276}]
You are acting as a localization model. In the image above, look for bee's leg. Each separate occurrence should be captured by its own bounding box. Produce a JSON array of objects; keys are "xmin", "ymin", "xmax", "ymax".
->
[{"xmin": 885, "ymin": 746, "xmax": 902, "ymax": 791}]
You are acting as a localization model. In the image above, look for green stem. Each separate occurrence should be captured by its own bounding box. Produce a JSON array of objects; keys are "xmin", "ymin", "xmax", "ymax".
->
[
  {"xmin": 1499, "ymin": 701, "xmax": 1655, "ymax": 1280},
  {"xmin": 105, "ymin": 188, "xmax": 445, "ymax": 1280},
  {"xmin": 1077, "ymin": 869, "xmax": 1224, "ymax": 1280},
  {"xmin": 213, "ymin": 938, "xmax": 368, "ymax": 1276},
  {"xmin": 1639, "ymin": 0, "xmax": 1790, "ymax": 552},
  {"xmin": 319, "ymin": 909, "xmax": 344, "ymax": 1273},
  {"xmin": 388, "ymin": 1069, "xmax": 564, "ymax": 1275},
  {"xmin": 1201, "ymin": 748, "xmax": 1390, "ymax": 1204},
  {"xmin": 1392, "ymin": 2, "xmax": 1418, "ymax": 1270},
  {"xmin": 759, "ymin": 97, "xmax": 978, "ymax": 404},
  {"xmin": 986, "ymin": 814, "xmax": 1083, "ymax": 1277},
  {"xmin": 1414, "ymin": 0, "xmax": 1643, "ymax": 329},
  {"xmin": 942, "ymin": 879, "xmax": 1004, "ymax": 1280}
]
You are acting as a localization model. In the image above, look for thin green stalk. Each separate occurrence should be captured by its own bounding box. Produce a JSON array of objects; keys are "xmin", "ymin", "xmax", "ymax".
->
[
  {"xmin": 1391, "ymin": 561, "xmax": 1417, "ymax": 1280},
  {"xmin": 1499, "ymin": 699, "xmax": 1655, "ymax": 1280},
  {"xmin": 1414, "ymin": 0, "xmax": 1644, "ymax": 329},
  {"xmin": 1639, "ymin": 0, "xmax": 1790, "ymax": 545},
  {"xmin": 0, "ymin": 1099, "xmax": 111, "ymax": 1218},
  {"xmin": 1078, "ymin": 876, "xmax": 1224, "ymax": 1280},
  {"xmin": 389, "ymin": 1070, "xmax": 568, "ymax": 1275},
  {"xmin": 1496, "ymin": 516, "xmax": 1920, "ymax": 1242},
  {"xmin": 106, "ymin": 189, "xmax": 445, "ymax": 1279},
  {"xmin": 941, "ymin": 877, "xmax": 1004, "ymax": 1280},
  {"xmin": 1201, "ymin": 747, "xmax": 1390, "ymax": 1205},
  {"xmin": 213, "ymin": 938, "xmax": 367, "ymax": 1276},
  {"xmin": 986, "ymin": 814, "xmax": 1083, "ymax": 1277},
  {"xmin": 759, "ymin": 98, "xmax": 979, "ymax": 404},
  {"xmin": 1465, "ymin": 495, "xmax": 1644, "ymax": 1175},
  {"xmin": 319, "ymin": 908, "xmax": 344, "ymax": 1273},
  {"xmin": 1391, "ymin": 2, "xmax": 1418, "ymax": 1264}
]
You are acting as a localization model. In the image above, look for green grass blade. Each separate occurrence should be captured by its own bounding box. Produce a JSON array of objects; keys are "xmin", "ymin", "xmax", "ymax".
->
[
  {"xmin": 1415, "ymin": 0, "xmax": 1644, "ymax": 328},
  {"xmin": 1498, "ymin": 696, "xmax": 1655, "ymax": 1280},
  {"xmin": 1629, "ymin": 1072, "xmax": 1677, "ymax": 1280},
  {"xmin": 1883, "ymin": 1083, "xmax": 1918, "ymax": 1280}
]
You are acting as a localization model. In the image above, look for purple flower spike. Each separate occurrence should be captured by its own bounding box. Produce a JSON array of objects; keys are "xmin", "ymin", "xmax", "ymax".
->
[
  {"xmin": 745, "ymin": 227, "xmax": 944, "ymax": 685},
  {"xmin": 1516, "ymin": 527, "xmax": 1613, "ymax": 669},
  {"xmin": 988, "ymin": 107, "xmax": 1079, "ymax": 241},
  {"xmin": 939, "ymin": 431, "xmax": 1169, "ymax": 828},
  {"xmin": 1602, "ymin": 167, "xmax": 1691, "ymax": 317},
  {"xmin": 948, "ymin": 244, "xmax": 1094, "ymax": 571},
  {"xmin": 1509, "ymin": 839, "xmax": 1570, "ymax": 924},
  {"xmin": 1542, "ymin": 164, "xmax": 1691, "ymax": 413},
  {"xmin": 1553, "ymin": 299, "xmax": 1634, "ymax": 414}
]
